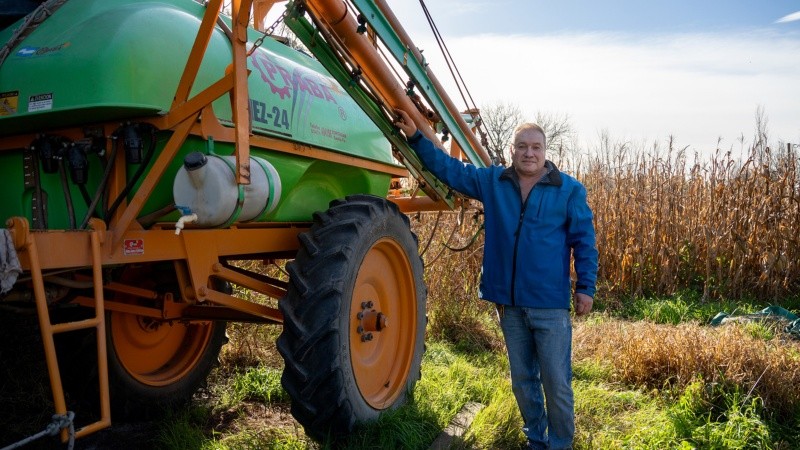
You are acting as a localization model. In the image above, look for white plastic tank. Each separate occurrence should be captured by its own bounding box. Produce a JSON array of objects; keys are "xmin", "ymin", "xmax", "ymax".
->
[{"xmin": 173, "ymin": 152, "xmax": 282, "ymax": 227}]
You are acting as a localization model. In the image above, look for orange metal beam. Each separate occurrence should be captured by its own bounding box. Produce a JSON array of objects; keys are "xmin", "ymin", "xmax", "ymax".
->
[
  {"xmin": 304, "ymin": 0, "xmax": 435, "ymax": 145},
  {"xmin": 163, "ymin": 71, "xmax": 235, "ymax": 129},
  {"xmin": 211, "ymin": 262, "xmax": 287, "ymax": 299},
  {"xmin": 231, "ymin": 0, "xmax": 254, "ymax": 185},
  {"xmin": 13, "ymin": 224, "xmax": 309, "ymax": 270},
  {"xmin": 73, "ymin": 296, "xmax": 170, "ymax": 319},
  {"xmin": 203, "ymin": 288, "xmax": 283, "ymax": 323},
  {"xmin": 172, "ymin": 0, "xmax": 224, "ymax": 108},
  {"xmin": 372, "ymin": 0, "xmax": 491, "ymax": 166},
  {"xmin": 110, "ymin": 112, "xmax": 199, "ymax": 243},
  {"xmin": 304, "ymin": 0, "xmax": 488, "ymax": 167},
  {"xmin": 389, "ymin": 195, "xmax": 451, "ymax": 213}
]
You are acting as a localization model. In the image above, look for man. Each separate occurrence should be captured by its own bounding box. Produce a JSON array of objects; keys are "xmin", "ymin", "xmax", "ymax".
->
[{"xmin": 394, "ymin": 109, "xmax": 598, "ymax": 450}]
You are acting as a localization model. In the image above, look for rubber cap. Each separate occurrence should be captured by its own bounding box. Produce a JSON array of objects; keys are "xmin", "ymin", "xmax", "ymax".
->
[{"xmin": 183, "ymin": 151, "xmax": 208, "ymax": 171}]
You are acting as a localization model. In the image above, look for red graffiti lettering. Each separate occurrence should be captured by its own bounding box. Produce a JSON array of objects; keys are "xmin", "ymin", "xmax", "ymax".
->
[{"xmin": 249, "ymin": 51, "xmax": 339, "ymax": 104}]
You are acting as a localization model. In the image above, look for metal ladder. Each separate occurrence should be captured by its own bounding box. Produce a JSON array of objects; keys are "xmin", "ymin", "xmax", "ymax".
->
[{"xmin": 9, "ymin": 217, "xmax": 112, "ymax": 442}]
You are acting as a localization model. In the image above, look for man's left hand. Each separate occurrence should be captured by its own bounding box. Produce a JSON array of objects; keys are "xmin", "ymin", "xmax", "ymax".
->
[{"xmin": 574, "ymin": 293, "xmax": 593, "ymax": 316}]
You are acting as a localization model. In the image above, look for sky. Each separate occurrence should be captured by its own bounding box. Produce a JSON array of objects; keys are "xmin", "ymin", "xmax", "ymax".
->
[{"xmin": 378, "ymin": 0, "xmax": 800, "ymax": 156}]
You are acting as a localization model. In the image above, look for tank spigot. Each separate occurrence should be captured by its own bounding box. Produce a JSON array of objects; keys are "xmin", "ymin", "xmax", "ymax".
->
[{"xmin": 175, "ymin": 213, "xmax": 198, "ymax": 235}]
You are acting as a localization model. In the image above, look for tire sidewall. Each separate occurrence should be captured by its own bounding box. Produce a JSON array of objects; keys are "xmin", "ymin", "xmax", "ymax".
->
[{"xmin": 335, "ymin": 200, "xmax": 426, "ymax": 421}]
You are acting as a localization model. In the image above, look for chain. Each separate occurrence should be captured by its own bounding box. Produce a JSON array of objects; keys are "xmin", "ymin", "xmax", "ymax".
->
[{"xmin": 247, "ymin": 9, "xmax": 288, "ymax": 56}]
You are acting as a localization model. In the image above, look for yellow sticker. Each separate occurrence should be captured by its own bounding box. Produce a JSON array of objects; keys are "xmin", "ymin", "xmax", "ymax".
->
[{"xmin": 0, "ymin": 91, "xmax": 18, "ymax": 116}]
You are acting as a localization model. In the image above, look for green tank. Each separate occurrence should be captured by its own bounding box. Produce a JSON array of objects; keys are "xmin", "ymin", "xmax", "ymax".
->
[{"xmin": 0, "ymin": 0, "xmax": 396, "ymax": 228}]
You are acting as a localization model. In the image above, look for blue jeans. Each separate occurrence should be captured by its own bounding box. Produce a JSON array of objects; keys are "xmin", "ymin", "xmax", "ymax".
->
[{"xmin": 497, "ymin": 306, "xmax": 574, "ymax": 450}]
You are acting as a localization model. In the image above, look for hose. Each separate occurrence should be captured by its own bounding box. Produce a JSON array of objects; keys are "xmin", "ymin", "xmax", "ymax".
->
[
  {"xmin": 58, "ymin": 159, "xmax": 76, "ymax": 229},
  {"xmin": 105, "ymin": 125, "xmax": 157, "ymax": 223},
  {"xmin": 79, "ymin": 136, "xmax": 119, "ymax": 229}
]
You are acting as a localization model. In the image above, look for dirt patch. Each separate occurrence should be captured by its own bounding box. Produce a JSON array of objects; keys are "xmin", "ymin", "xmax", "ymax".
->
[{"xmin": 212, "ymin": 401, "xmax": 303, "ymax": 435}]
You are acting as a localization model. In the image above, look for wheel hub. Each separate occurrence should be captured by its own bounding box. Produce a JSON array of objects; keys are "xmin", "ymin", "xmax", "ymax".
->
[{"xmin": 356, "ymin": 300, "xmax": 388, "ymax": 342}]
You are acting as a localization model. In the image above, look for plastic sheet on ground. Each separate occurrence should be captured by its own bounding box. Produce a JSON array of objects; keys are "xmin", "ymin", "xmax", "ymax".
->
[{"xmin": 710, "ymin": 305, "xmax": 800, "ymax": 339}]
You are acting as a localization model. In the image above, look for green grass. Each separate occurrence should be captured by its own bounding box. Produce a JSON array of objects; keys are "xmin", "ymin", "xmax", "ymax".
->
[
  {"xmin": 209, "ymin": 429, "xmax": 309, "ymax": 450},
  {"xmin": 152, "ymin": 291, "xmax": 800, "ymax": 449},
  {"xmin": 668, "ymin": 380, "xmax": 774, "ymax": 449},
  {"xmin": 156, "ymin": 406, "xmax": 212, "ymax": 449},
  {"xmin": 574, "ymin": 380, "xmax": 677, "ymax": 449},
  {"xmin": 605, "ymin": 290, "xmax": 800, "ymax": 326},
  {"xmin": 222, "ymin": 365, "xmax": 288, "ymax": 406}
]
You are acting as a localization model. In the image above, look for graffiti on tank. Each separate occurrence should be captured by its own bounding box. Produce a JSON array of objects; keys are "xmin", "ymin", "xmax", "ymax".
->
[{"xmin": 250, "ymin": 51, "xmax": 339, "ymax": 104}]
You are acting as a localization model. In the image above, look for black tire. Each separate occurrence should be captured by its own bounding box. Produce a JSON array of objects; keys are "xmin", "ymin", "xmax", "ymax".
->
[
  {"xmin": 277, "ymin": 195, "xmax": 426, "ymax": 441},
  {"xmin": 105, "ymin": 264, "xmax": 228, "ymax": 416}
]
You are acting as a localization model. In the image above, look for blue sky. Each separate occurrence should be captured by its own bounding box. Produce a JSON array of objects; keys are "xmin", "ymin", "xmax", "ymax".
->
[
  {"xmin": 405, "ymin": 1, "xmax": 800, "ymax": 35},
  {"xmin": 381, "ymin": 0, "xmax": 800, "ymax": 156}
]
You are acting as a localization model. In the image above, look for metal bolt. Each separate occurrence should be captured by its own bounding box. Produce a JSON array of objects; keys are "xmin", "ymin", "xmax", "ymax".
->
[
  {"xmin": 357, "ymin": 325, "xmax": 364, "ymax": 334},
  {"xmin": 365, "ymin": 333, "xmax": 373, "ymax": 341},
  {"xmin": 366, "ymin": 300, "xmax": 374, "ymax": 309},
  {"xmin": 357, "ymin": 311, "xmax": 364, "ymax": 320}
]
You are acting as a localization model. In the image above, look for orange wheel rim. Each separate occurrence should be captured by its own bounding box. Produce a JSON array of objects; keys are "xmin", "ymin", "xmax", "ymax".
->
[
  {"xmin": 350, "ymin": 237, "xmax": 417, "ymax": 409},
  {"xmin": 111, "ymin": 311, "xmax": 213, "ymax": 387}
]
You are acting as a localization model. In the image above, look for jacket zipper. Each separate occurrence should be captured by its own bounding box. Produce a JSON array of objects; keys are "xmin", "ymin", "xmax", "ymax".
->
[{"xmin": 510, "ymin": 185, "xmax": 533, "ymax": 306}]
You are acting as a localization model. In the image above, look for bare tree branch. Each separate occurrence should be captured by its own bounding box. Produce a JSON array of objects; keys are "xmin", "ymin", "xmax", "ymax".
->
[{"xmin": 480, "ymin": 101, "xmax": 525, "ymax": 165}]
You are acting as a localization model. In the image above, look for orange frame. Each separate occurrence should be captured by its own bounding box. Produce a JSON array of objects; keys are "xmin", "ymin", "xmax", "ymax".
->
[{"xmin": 1, "ymin": 0, "xmax": 460, "ymax": 440}]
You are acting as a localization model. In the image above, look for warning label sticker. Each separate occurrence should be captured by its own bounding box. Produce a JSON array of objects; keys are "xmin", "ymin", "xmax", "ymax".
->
[
  {"xmin": 0, "ymin": 91, "xmax": 18, "ymax": 116},
  {"xmin": 28, "ymin": 93, "xmax": 53, "ymax": 112},
  {"xmin": 123, "ymin": 239, "xmax": 144, "ymax": 256}
]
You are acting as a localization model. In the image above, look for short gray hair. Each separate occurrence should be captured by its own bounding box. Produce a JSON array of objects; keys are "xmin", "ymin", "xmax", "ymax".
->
[{"xmin": 513, "ymin": 123, "xmax": 547, "ymax": 149}]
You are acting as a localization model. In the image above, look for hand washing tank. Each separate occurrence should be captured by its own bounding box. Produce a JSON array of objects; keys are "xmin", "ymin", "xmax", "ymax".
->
[{"xmin": 173, "ymin": 151, "xmax": 281, "ymax": 227}]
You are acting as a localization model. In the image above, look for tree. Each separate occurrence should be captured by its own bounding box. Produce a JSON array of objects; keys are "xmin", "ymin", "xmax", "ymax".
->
[
  {"xmin": 480, "ymin": 101, "xmax": 526, "ymax": 165},
  {"xmin": 534, "ymin": 111, "xmax": 576, "ymax": 168},
  {"xmin": 480, "ymin": 102, "xmax": 576, "ymax": 167}
]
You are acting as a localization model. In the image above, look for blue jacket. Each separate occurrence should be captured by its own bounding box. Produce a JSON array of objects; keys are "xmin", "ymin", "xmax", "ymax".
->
[{"xmin": 408, "ymin": 131, "xmax": 598, "ymax": 309}]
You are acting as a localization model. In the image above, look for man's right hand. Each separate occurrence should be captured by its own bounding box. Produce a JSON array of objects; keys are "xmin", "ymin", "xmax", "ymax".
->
[{"xmin": 394, "ymin": 108, "xmax": 418, "ymax": 138}]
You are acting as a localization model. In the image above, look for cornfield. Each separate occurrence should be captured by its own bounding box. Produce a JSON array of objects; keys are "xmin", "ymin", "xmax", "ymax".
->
[
  {"xmin": 571, "ymin": 138, "xmax": 799, "ymax": 301},
  {"xmin": 413, "ymin": 137, "xmax": 800, "ymax": 303}
]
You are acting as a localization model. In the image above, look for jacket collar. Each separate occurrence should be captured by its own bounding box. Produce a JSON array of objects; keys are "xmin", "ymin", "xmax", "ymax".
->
[{"xmin": 500, "ymin": 160, "xmax": 563, "ymax": 187}]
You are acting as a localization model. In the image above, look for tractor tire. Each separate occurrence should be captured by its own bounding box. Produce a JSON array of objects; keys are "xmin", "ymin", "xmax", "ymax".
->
[
  {"xmin": 106, "ymin": 264, "xmax": 228, "ymax": 416},
  {"xmin": 277, "ymin": 195, "xmax": 426, "ymax": 441}
]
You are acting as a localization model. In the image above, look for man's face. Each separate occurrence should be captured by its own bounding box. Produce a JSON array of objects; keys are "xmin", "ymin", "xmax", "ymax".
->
[{"xmin": 511, "ymin": 129, "xmax": 546, "ymax": 178}]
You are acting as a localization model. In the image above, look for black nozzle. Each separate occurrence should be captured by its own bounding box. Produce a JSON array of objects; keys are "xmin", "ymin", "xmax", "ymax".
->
[
  {"xmin": 32, "ymin": 136, "xmax": 59, "ymax": 174},
  {"xmin": 67, "ymin": 144, "xmax": 89, "ymax": 184},
  {"xmin": 122, "ymin": 124, "xmax": 143, "ymax": 164}
]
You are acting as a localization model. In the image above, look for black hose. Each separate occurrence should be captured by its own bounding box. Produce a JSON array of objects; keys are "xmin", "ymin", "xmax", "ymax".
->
[
  {"xmin": 105, "ymin": 125, "xmax": 157, "ymax": 223},
  {"xmin": 79, "ymin": 138, "xmax": 119, "ymax": 230},
  {"xmin": 58, "ymin": 159, "xmax": 76, "ymax": 229},
  {"xmin": 78, "ymin": 184, "xmax": 92, "ymax": 208}
]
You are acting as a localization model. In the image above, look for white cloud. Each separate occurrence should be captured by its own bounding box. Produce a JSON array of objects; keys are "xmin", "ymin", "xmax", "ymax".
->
[
  {"xmin": 414, "ymin": 31, "xmax": 800, "ymax": 154},
  {"xmin": 776, "ymin": 11, "xmax": 800, "ymax": 24}
]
